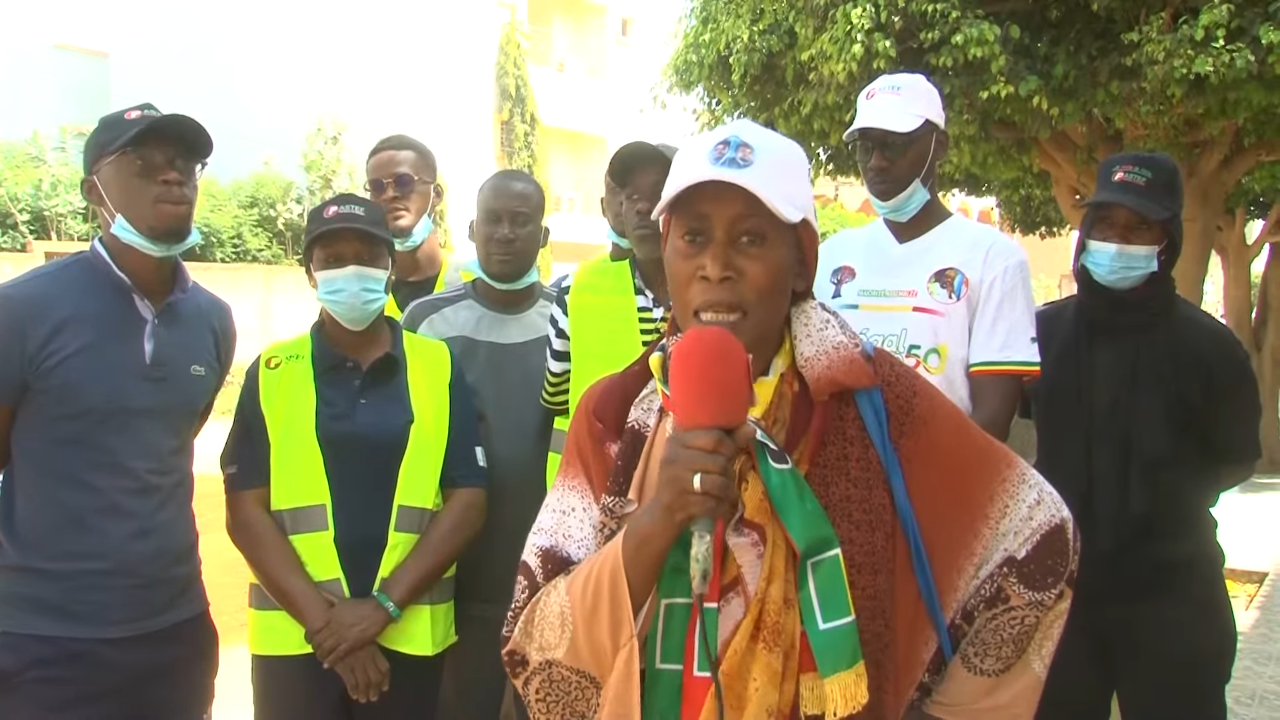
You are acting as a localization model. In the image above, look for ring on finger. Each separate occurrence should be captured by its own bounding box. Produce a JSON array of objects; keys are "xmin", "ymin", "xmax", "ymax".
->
[{"xmin": 693, "ymin": 471, "xmax": 703, "ymax": 494}]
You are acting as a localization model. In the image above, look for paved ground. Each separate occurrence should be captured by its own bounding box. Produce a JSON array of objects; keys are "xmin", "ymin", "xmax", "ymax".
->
[
  {"xmin": 1219, "ymin": 477, "xmax": 1280, "ymax": 720},
  {"xmin": 194, "ymin": 421, "xmax": 1280, "ymax": 719}
]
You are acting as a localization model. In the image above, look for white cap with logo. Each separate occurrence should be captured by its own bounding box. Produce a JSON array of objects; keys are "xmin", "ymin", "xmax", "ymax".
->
[
  {"xmin": 842, "ymin": 72, "xmax": 946, "ymax": 141},
  {"xmin": 652, "ymin": 118, "xmax": 817, "ymax": 233}
]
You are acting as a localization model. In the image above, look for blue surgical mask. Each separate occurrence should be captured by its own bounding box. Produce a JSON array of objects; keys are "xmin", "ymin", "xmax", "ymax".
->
[
  {"xmin": 393, "ymin": 208, "xmax": 434, "ymax": 252},
  {"xmin": 313, "ymin": 265, "xmax": 391, "ymax": 330},
  {"xmin": 606, "ymin": 227, "xmax": 632, "ymax": 250},
  {"xmin": 868, "ymin": 134, "xmax": 937, "ymax": 223},
  {"xmin": 463, "ymin": 257, "xmax": 539, "ymax": 291},
  {"xmin": 1080, "ymin": 239, "xmax": 1160, "ymax": 291},
  {"xmin": 94, "ymin": 177, "xmax": 201, "ymax": 258}
]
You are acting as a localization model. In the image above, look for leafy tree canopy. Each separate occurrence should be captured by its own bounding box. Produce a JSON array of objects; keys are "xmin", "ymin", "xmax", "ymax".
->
[{"xmin": 667, "ymin": 0, "xmax": 1280, "ymax": 299}]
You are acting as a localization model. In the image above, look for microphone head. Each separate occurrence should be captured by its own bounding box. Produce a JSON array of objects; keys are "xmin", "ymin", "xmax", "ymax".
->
[{"xmin": 667, "ymin": 325, "xmax": 753, "ymax": 430}]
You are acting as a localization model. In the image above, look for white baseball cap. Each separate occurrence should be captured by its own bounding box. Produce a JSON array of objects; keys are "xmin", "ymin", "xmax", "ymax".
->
[
  {"xmin": 652, "ymin": 118, "xmax": 817, "ymax": 233},
  {"xmin": 842, "ymin": 72, "xmax": 946, "ymax": 141}
]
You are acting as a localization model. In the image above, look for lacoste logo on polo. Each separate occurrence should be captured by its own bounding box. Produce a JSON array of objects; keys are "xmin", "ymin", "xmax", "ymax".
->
[{"xmin": 190, "ymin": 365, "xmax": 207, "ymax": 376}]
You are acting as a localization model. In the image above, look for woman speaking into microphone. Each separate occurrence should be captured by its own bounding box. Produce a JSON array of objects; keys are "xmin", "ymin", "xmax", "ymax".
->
[{"xmin": 502, "ymin": 121, "xmax": 1078, "ymax": 720}]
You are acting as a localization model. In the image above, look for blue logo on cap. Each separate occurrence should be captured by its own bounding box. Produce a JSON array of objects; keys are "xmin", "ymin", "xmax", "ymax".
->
[{"xmin": 708, "ymin": 136, "xmax": 754, "ymax": 169}]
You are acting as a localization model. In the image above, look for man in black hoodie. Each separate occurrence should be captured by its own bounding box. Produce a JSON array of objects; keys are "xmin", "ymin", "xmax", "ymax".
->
[{"xmin": 1028, "ymin": 152, "xmax": 1260, "ymax": 720}]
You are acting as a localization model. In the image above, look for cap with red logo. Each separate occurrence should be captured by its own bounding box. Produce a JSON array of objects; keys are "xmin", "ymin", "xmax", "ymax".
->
[
  {"xmin": 1083, "ymin": 152, "xmax": 1183, "ymax": 221},
  {"xmin": 82, "ymin": 102, "xmax": 213, "ymax": 175},
  {"xmin": 303, "ymin": 193, "xmax": 395, "ymax": 256},
  {"xmin": 843, "ymin": 72, "xmax": 946, "ymax": 141}
]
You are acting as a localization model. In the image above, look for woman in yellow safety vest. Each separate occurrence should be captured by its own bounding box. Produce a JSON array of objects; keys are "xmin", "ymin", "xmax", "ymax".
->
[{"xmin": 222, "ymin": 193, "xmax": 488, "ymax": 720}]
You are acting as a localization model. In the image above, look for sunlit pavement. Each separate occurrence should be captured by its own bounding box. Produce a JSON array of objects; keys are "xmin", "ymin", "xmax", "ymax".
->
[{"xmin": 1215, "ymin": 478, "xmax": 1280, "ymax": 720}]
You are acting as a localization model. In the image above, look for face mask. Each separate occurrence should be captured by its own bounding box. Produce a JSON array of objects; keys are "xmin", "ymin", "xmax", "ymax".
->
[
  {"xmin": 463, "ymin": 257, "xmax": 540, "ymax": 291},
  {"xmin": 393, "ymin": 206, "xmax": 434, "ymax": 252},
  {"xmin": 313, "ymin": 265, "xmax": 391, "ymax": 331},
  {"xmin": 93, "ymin": 177, "xmax": 202, "ymax": 258},
  {"xmin": 606, "ymin": 227, "xmax": 632, "ymax": 250},
  {"xmin": 1080, "ymin": 239, "xmax": 1160, "ymax": 291},
  {"xmin": 868, "ymin": 134, "xmax": 937, "ymax": 223}
]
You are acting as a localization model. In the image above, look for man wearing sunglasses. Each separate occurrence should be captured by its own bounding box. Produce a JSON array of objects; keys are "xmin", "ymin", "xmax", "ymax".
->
[
  {"xmin": 0, "ymin": 103, "xmax": 235, "ymax": 718},
  {"xmin": 815, "ymin": 72, "xmax": 1039, "ymax": 441},
  {"xmin": 366, "ymin": 135, "xmax": 473, "ymax": 319}
]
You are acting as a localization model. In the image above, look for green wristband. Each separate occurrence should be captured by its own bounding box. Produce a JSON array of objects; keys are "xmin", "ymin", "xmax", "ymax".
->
[{"xmin": 372, "ymin": 590, "xmax": 402, "ymax": 622}]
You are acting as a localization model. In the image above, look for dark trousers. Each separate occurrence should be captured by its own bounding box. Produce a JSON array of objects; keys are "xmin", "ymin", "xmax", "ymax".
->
[
  {"xmin": 0, "ymin": 610, "xmax": 218, "ymax": 720},
  {"xmin": 252, "ymin": 647, "xmax": 443, "ymax": 720},
  {"xmin": 438, "ymin": 603, "xmax": 529, "ymax": 720},
  {"xmin": 1036, "ymin": 571, "xmax": 1237, "ymax": 720}
]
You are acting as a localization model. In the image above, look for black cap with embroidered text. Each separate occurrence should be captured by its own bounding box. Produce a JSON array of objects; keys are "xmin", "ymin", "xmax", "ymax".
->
[
  {"xmin": 607, "ymin": 141, "xmax": 678, "ymax": 188},
  {"xmin": 1084, "ymin": 152, "xmax": 1183, "ymax": 222},
  {"xmin": 82, "ymin": 103, "xmax": 214, "ymax": 175},
  {"xmin": 303, "ymin": 194, "xmax": 395, "ymax": 255}
]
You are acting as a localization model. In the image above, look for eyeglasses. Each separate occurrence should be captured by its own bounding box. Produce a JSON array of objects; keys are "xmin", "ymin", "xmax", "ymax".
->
[
  {"xmin": 365, "ymin": 173, "xmax": 434, "ymax": 198},
  {"xmin": 850, "ymin": 131, "xmax": 928, "ymax": 164},
  {"xmin": 104, "ymin": 146, "xmax": 207, "ymax": 180}
]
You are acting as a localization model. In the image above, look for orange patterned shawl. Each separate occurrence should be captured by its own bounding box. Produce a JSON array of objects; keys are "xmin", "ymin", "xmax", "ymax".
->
[{"xmin": 503, "ymin": 300, "xmax": 1077, "ymax": 719}]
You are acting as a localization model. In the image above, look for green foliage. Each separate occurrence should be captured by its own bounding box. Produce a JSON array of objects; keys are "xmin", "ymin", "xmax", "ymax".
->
[
  {"xmin": 301, "ymin": 117, "xmax": 358, "ymax": 210},
  {"xmin": 0, "ymin": 119, "xmax": 361, "ymax": 265},
  {"xmin": 815, "ymin": 201, "xmax": 875, "ymax": 241},
  {"xmin": 496, "ymin": 19, "xmax": 544, "ymax": 182},
  {"xmin": 495, "ymin": 18, "xmax": 552, "ymax": 281},
  {"xmin": 666, "ymin": 1, "xmax": 1280, "ymax": 237},
  {"xmin": 434, "ymin": 174, "xmax": 453, "ymax": 252},
  {"xmin": 191, "ymin": 168, "xmax": 301, "ymax": 264},
  {"xmin": 0, "ymin": 129, "xmax": 96, "ymax": 250}
]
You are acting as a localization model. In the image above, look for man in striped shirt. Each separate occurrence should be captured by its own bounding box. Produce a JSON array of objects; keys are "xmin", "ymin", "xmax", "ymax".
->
[{"xmin": 540, "ymin": 142, "xmax": 676, "ymax": 416}]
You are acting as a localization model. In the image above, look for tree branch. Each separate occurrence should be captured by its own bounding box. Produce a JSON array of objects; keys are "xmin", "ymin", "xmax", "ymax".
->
[
  {"xmin": 1191, "ymin": 123, "xmax": 1239, "ymax": 180},
  {"xmin": 1223, "ymin": 141, "xmax": 1280, "ymax": 190}
]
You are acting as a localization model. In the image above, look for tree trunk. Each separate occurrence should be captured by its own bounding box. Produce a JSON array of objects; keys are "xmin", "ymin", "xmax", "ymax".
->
[
  {"xmin": 1174, "ymin": 179, "xmax": 1229, "ymax": 307},
  {"xmin": 1217, "ymin": 208, "xmax": 1255, "ymax": 346},
  {"xmin": 1253, "ymin": 246, "xmax": 1280, "ymax": 472}
]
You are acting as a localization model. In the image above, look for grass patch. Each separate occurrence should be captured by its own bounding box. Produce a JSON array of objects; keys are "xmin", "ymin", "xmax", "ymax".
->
[{"xmin": 212, "ymin": 363, "xmax": 248, "ymax": 420}]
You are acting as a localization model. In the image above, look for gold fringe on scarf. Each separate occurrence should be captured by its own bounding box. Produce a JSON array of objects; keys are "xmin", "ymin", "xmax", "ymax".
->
[{"xmin": 799, "ymin": 663, "xmax": 871, "ymax": 719}]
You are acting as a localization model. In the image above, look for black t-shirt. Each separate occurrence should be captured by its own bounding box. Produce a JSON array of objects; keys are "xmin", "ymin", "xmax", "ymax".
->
[{"xmin": 392, "ymin": 274, "xmax": 440, "ymax": 315}]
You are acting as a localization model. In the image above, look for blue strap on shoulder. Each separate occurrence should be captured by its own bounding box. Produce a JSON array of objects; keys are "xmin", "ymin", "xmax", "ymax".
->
[{"xmin": 852, "ymin": 350, "xmax": 954, "ymax": 662}]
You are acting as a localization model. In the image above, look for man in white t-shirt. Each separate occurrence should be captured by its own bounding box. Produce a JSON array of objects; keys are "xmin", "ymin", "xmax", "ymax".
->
[{"xmin": 816, "ymin": 72, "xmax": 1039, "ymax": 440}]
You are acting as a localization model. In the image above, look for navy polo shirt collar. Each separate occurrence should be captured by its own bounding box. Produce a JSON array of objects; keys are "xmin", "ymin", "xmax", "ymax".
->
[
  {"xmin": 91, "ymin": 237, "xmax": 194, "ymax": 301},
  {"xmin": 309, "ymin": 317, "xmax": 406, "ymax": 374}
]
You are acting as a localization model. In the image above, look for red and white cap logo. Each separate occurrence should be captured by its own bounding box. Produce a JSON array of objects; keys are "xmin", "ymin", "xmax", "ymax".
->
[
  {"xmin": 124, "ymin": 109, "xmax": 143, "ymax": 120},
  {"xmin": 323, "ymin": 205, "xmax": 339, "ymax": 218}
]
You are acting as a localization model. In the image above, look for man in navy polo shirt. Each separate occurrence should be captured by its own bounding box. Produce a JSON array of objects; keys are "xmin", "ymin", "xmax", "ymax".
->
[{"xmin": 0, "ymin": 103, "xmax": 235, "ymax": 719}]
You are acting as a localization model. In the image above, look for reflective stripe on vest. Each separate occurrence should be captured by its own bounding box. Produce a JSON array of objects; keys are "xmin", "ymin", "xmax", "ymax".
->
[
  {"xmin": 545, "ymin": 255, "xmax": 643, "ymax": 489},
  {"xmin": 249, "ymin": 331, "xmax": 456, "ymax": 657},
  {"xmin": 384, "ymin": 255, "xmax": 473, "ymax": 319}
]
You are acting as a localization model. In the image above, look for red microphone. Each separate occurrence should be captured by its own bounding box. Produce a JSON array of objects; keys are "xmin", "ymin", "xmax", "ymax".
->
[{"xmin": 667, "ymin": 326, "xmax": 753, "ymax": 595}]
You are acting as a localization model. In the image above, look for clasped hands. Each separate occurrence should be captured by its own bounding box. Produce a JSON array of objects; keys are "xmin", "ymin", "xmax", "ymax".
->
[{"xmin": 305, "ymin": 592, "xmax": 395, "ymax": 703}]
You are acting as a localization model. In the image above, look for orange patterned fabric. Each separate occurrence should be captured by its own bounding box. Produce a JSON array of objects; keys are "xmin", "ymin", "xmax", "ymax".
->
[{"xmin": 502, "ymin": 300, "xmax": 1078, "ymax": 719}]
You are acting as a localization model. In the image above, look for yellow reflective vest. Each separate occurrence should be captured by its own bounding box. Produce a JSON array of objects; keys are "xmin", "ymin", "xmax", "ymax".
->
[
  {"xmin": 248, "ymin": 331, "xmax": 456, "ymax": 657},
  {"xmin": 384, "ymin": 254, "xmax": 473, "ymax": 320},
  {"xmin": 545, "ymin": 255, "xmax": 646, "ymax": 489}
]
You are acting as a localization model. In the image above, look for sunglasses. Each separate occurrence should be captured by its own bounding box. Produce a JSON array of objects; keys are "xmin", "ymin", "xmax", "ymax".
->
[
  {"xmin": 365, "ymin": 173, "xmax": 433, "ymax": 198},
  {"xmin": 850, "ymin": 131, "xmax": 929, "ymax": 164}
]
